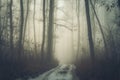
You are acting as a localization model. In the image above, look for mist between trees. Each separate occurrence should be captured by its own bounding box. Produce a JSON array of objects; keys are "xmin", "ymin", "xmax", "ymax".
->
[{"xmin": 0, "ymin": 0, "xmax": 120, "ymax": 80}]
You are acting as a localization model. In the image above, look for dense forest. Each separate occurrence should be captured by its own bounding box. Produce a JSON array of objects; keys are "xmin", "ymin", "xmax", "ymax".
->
[{"xmin": 0, "ymin": 0, "xmax": 120, "ymax": 80}]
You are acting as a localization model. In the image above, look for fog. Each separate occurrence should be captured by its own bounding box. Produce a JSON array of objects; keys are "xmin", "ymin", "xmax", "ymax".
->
[
  {"xmin": 22, "ymin": 0, "xmax": 90, "ymax": 64},
  {"xmin": 0, "ymin": 0, "xmax": 120, "ymax": 79}
]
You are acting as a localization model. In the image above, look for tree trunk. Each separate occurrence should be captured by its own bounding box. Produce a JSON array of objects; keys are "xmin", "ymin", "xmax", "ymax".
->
[
  {"xmin": 9, "ymin": 0, "xmax": 14, "ymax": 53},
  {"xmin": 41, "ymin": 0, "xmax": 46, "ymax": 59},
  {"xmin": 33, "ymin": 0, "xmax": 37, "ymax": 54},
  {"xmin": 90, "ymin": 0, "xmax": 108, "ymax": 57},
  {"xmin": 0, "ymin": 0, "xmax": 2, "ymax": 52},
  {"xmin": 18, "ymin": 0, "xmax": 24, "ymax": 55},
  {"xmin": 76, "ymin": 0, "xmax": 80, "ymax": 61},
  {"xmin": 47, "ymin": 0, "xmax": 54, "ymax": 61},
  {"xmin": 85, "ymin": 0, "xmax": 95, "ymax": 62},
  {"xmin": 90, "ymin": 0, "xmax": 96, "ymax": 42},
  {"xmin": 0, "ymin": 0, "xmax": 1, "ymax": 39},
  {"xmin": 23, "ymin": 0, "xmax": 30, "ymax": 45}
]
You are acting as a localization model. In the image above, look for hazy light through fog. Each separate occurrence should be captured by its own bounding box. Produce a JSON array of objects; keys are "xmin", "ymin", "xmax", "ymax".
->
[
  {"xmin": 2, "ymin": 0, "xmax": 114, "ymax": 65},
  {"xmin": 24, "ymin": 0, "xmax": 89, "ymax": 64},
  {"xmin": 54, "ymin": 0, "xmax": 75, "ymax": 64}
]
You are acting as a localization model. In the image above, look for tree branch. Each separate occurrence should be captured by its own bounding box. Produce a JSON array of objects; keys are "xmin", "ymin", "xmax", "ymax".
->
[{"xmin": 54, "ymin": 23, "xmax": 72, "ymax": 31}]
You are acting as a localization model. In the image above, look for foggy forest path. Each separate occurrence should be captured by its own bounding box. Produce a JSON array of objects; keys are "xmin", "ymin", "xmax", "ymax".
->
[{"xmin": 28, "ymin": 64, "xmax": 79, "ymax": 80}]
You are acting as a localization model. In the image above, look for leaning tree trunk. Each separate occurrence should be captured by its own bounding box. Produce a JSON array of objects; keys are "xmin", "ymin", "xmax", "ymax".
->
[
  {"xmin": 89, "ymin": 0, "xmax": 108, "ymax": 58},
  {"xmin": 85, "ymin": 0, "xmax": 95, "ymax": 62}
]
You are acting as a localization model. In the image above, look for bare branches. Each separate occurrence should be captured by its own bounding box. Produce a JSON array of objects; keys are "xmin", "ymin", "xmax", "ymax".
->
[
  {"xmin": 54, "ymin": 22, "xmax": 72, "ymax": 31},
  {"xmin": 90, "ymin": 0, "xmax": 108, "ymax": 55}
]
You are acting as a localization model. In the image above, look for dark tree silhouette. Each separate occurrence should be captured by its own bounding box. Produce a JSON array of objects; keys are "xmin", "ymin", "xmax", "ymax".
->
[
  {"xmin": 85, "ymin": 0, "xmax": 95, "ymax": 62},
  {"xmin": 0, "ymin": 0, "xmax": 1, "ymax": 52},
  {"xmin": 47, "ymin": 0, "xmax": 54, "ymax": 61},
  {"xmin": 90, "ymin": 0, "xmax": 108, "ymax": 57},
  {"xmin": 33, "ymin": 0, "xmax": 37, "ymax": 54},
  {"xmin": 41, "ymin": 0, "xmax": 46, "ymax": 59},
  {"xmin": 9, "ymin": 0, "xmax": 14, "ymax": 53},
  {"xmin": 23, "ymin": 0, "xmax": 30, "ymax": 45},
  {"xmin": 76, "ymin": 0, "xmax": 80, "ymax": 61},
  {"xmin": 18, "ymin": 0, "xmax": 24, "ymax": 55}
]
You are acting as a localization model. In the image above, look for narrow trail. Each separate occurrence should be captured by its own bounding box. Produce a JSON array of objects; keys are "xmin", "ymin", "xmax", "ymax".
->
[{"xmin": 28, "ymin": 64, "xmax": 79, "ymax": 80}]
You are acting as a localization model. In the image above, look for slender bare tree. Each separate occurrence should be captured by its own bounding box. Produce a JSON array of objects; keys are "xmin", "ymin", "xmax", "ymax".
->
[
  {"xmin": 18, "ymin": 0, "xmax": 24, "ymax": 55},
  {"xmin": 76, "ymin": 0, "xmax": 80, "ymax": 61},
  {"xmin": 9, "ymin": 0, "xmax": 14, "ymax": 53},
  {"xmin": 41, "ymin": 0, "xmax": 46, "ymax": 58},
  {"xmin": 33, "ymin": 0, "xmax": 37, "ymax": 54},
  {"xmin": 85, "ymin": 0, "xmax": 95, "ymax": 62},
  {"xmin": 90, "ymin": 0, "xmax": 108, "ymax": 57},
  {"xmin": 47, "ymin": 0, "xmax": 54, "ymax": 61},
  {"xmin": 23, "ymin": 0, "xmax": 30, "ymax": 45}
]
